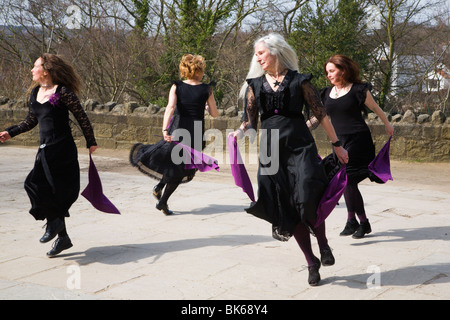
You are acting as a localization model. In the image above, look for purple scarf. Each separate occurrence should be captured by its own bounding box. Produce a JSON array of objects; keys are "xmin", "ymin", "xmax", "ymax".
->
[
  {"xmin": 368, "ymin": 136, "xmax": 393, "ymax": 183},
  {"xmin": 228, "ymin": 137, "xmax": 348, "ymax": 227},
  {"xmin": 172, "ymin": 141, "xmax": 220, "ymax": 172},
  {"xmin": 314, "ymin": 164, "xmax": 347, "ymax": 228},
  {"xmin": 81, "ymin": 154, "xmax": 120, "ymax": 214},
  {"xmin": 228, "ymin": 135, "xmax": 255, "ymax": 202}
]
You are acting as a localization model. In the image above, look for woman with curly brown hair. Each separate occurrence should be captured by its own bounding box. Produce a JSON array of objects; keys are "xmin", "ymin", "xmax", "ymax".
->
[
  {"xmin": 0, "ymin": 53, "xmax": 97, "ymax": 256},
  {"xmin": 130, "ymin": 54, "xmax": 218, "ymax": 215}
]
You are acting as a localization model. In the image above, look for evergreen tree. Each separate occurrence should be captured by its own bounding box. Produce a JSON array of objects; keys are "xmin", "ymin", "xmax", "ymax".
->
[{"xmin": 288, "ymin": 0, "xmax": 369, "ymax": 89}]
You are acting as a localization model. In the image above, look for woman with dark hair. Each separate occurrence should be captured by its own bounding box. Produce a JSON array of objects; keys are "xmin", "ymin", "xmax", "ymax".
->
[
  {"xmin": 0, "ymin": 53, "xmax": 97, "ymax": 256},
  {"xmin": 130, "ymin": 54, "xmax": 218, "ymax": 215},
  {"xmin": 322, "ymin": 55, "xmax": 394, "ymax": 239}
]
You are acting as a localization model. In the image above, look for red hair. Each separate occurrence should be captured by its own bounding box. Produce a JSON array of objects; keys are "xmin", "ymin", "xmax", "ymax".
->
[{"xmin": 324, "ymin": 55, "xmax": 362, "ymax": 84}]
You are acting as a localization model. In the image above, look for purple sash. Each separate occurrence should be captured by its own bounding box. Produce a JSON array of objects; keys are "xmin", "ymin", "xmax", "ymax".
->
[
  {"xmin": 228, "ymin": 136, "xmax": 348, "ymax": 227},
  {"xmin": 368, "ymin": 136, "xmax": 393, "ymax": 183},
  {"xmin": 228, "ymin": 135, "xmax": 255, "ymax": 202},
  {"xmin": 314, "ymin": 164, "xmax": 347, "ymax": 228},
  {"xmin": 173, "ymin": 141, "xmax": 220, "ymax": 172},
  {"xmin": 81, "ymin": 154, "xmax": 120, "ymax": 214}
]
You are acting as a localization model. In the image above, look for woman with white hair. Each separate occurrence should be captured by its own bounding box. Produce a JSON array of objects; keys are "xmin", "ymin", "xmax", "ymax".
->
[{"xmin": 230, "ymin": 33, "xmax": 348, "ymax": 286}]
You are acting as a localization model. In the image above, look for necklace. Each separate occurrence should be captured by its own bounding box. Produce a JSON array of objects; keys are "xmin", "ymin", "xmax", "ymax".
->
[
  {"xmin": 334, "ymin": 83, "xmax": 350, "ymax": 98},
  {"xmin": 267, "ymin": 69, "xmax": 287, "ymax": 87},
  {"xmin": 40, "ymin": 84, "xmax": 54, "ymax": 88}
]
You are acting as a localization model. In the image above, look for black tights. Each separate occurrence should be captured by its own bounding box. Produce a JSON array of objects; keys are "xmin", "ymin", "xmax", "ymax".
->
[
  {"xmin": 155, "ymin": 179, "xmax": 180, "ymax": 205},
  {"xmin": 343, "ymin": 180, "xmax": 368, "ymax": 222},
  {"xmin": 48, "ymin": 216, "xmax": 68, "ymax": 237},
  {"xmin": 293, "ymin": 221, "xmax": 329, "ymax": 267}
]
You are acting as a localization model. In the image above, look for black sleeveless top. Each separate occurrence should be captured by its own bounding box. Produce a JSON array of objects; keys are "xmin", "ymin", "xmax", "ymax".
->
[{"xmin": 321, "ymin": 83, "xmax": 372, "ymax": 135}]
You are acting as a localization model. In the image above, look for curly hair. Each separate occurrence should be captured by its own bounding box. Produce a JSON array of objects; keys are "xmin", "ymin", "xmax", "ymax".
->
[
  {"xmin": 179, "ymin": 54, "xmax": 206, "ymax": 80},
  {"xmin": 40, "ymin": 53, "xmax": 82, "ymax": 94}
]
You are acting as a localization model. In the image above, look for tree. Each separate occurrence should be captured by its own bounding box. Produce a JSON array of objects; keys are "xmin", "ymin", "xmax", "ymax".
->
[
  {"xmin": 288, "ymin": 0, "xmax": 369, "ymax": 89},
  {"xmin": 366, "ymin": 0, "xmax": 444, "ymax": 110}
]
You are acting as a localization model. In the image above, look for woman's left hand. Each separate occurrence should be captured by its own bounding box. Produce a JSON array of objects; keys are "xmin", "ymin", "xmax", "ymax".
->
[
  {"xmin": 89, "ymin": 145, "xmax": 98, "ymax": 154},
  {"xmin": 385, "ymin": 123, "xmax": 394, "ymax": 136}
]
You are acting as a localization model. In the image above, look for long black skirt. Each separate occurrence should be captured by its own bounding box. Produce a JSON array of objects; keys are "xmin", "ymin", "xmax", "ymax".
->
[
  {"xmin": 339, "ymin": 130, "xmax": 380, "ymax": 184},
  {"xmin": 129, "ymin": 140, "xmax": 197, "ymax": 184},
  {"xmin": 245, "ymin": 115, "xmax": 329, "ymax": 241},
  {"xmin": 129, "ymin": 114, "xmax": 203, "ymax": 184},
  {"xmin": 24, "ymin": 140, "xmax": 80, "ymax": 221}
]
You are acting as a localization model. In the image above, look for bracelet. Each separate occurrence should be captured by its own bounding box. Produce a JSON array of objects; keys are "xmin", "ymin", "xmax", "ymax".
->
[
  {"xmin": 162, "ymin": 129, "xmax": 168, "ymax": 132},
  {"xmin": 332, "ymin": 140, "xmax": 342, "ymax": 147}
]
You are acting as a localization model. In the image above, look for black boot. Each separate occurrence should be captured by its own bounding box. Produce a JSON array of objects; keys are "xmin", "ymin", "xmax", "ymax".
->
[
  {"xmin": 47, "ymin": 235, "xmax": 73, "ymax": 257},
  {"xmin": 40, "ymin": 218, "xmax": 65, "ymax": 243},
  {"xmin": 352, "ymin": 220, "xmax": 372, "ymax": 239},
  {"xmin": 339, "ymin": 218, "xmax": 359, "ymax": 236},
  {"xmin": 320, "ymin": 246, "xmax": 335, "ymax": 266},
  {"xmin": 153, "ymin": 185, "xmax": 163, "ymax": 201},
  {"xmin": 307, "ymin": 258, "xmax": 321, "ymax": 286},
  {"xmin": 156, "ymin": 201, "xmax": 173, "ymax": 215}
]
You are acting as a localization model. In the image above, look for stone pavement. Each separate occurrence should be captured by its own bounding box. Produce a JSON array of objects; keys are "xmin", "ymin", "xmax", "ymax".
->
[{"xmin": 0, "ymin": 145, "xmax": 449, "ymax": 301}]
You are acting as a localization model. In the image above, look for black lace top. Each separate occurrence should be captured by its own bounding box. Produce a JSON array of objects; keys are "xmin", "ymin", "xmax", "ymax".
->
[
  {"xmin": 241, "ymin": 70, "xmax": 327, "ymax": 133},
  {"xmin": 6, "ymin": 86, "xmax": 97, "ymax": 148}
]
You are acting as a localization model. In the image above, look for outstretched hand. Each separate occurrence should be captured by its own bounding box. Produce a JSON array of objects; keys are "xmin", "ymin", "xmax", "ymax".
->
[{"xmin": 0, "ymin": 131, "xmax": 11, "ymax": 143}]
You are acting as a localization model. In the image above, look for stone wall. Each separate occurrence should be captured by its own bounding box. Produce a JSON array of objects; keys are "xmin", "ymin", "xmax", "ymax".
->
[{"xmin": 1, "ymin": 97, "xmax": 449, "ymax": 162}]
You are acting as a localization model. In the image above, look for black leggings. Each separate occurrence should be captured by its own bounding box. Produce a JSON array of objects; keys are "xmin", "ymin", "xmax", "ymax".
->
[
  {"xmin": 343, "ymin": 177, "xmax": 368, "ymax": 221},
  {"xmin": 155, "ymin": 178, "xmax": 181, "ymax": 205}
]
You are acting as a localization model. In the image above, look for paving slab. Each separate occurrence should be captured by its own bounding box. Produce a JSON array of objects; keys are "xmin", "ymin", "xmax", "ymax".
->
[{"xmin": 0, "ymin": 145, "xmax": 449, "ymax": 301}]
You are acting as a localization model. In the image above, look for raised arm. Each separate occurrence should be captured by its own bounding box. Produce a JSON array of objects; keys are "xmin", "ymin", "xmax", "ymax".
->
[{"xmin": 0, "ymin": 105, "xmax": 38, "ymax": 143}]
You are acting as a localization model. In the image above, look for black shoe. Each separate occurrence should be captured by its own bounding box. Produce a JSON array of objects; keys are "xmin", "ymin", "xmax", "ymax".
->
[
  {"xmin": 320, "ymin": 247, "xmax": 335, "ymax": 266},
  {"xmin": 40, "ymin": 218, "xmax": 65, "ymax": 243},
  {"xmin": 47, "ymin": 235, "xmax": 73, "ymax": 257},
  {"xmin": 153, "ymin": 185, "xmax": 162, "ymax": 201},
  {"xmin": 156, "ymin": 201, "xmax": 173, "ymax": 215},
  {"xmin": 352, "ymin": 220, "xmax": 372, "ymax": 239},
  {"xmin": 340, "ymin": 218, "xmax": 359, "ymax": 236},
  {"xmin": 307, "ymin": 258, "xmax": 321, "ymax": 286}
]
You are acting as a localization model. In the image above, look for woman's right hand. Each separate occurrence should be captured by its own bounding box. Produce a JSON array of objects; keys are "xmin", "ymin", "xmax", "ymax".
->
[
  {"xmin": 0, "ymin": 131, "xmax": 11, "ymax": 143},
  {"xmin": 229, "ymin": 129, "xmax": 243, "ymax": 140},
  {"xmin": 163, "ymin": 131, "xmax": 172, "ymax": 143},
  {"xmin": 334, "ymin": 146, "xmax": 349, "ymax": 164}
]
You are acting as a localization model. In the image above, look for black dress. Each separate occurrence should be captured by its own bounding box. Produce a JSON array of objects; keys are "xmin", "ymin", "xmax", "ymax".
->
[
  {"xmin": 130, "ymin": 80, "xmax": 214, "ymax": 184},
  {"xmin": 6, "ymin": 86, "xmax": 97, "ymax": 221},
  {"xmin": 321, "ymin": 83, "xmax": 379, "ymax": 184},
  {"xmin": 242, "ymin": 70, "xmax": 329, "ymax": 241}
]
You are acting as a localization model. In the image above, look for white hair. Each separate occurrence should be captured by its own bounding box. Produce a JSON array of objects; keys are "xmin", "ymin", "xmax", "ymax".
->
[{"xmin": 239, "ymin": 33, "xmax": 299, "ymax": 100}]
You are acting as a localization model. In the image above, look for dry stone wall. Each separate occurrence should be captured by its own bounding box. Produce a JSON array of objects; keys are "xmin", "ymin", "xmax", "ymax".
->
[{"xmin": 1, "ymin": 97, "xmax": 449, "ymax": 162}]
